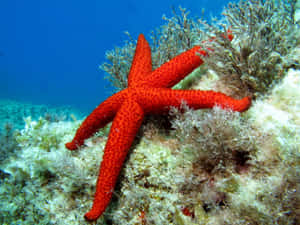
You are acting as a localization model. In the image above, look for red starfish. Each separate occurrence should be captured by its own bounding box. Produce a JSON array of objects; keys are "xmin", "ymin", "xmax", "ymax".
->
[{"xmin": 66, "ymin": 34, "xmax": 251, "ymax": 221}]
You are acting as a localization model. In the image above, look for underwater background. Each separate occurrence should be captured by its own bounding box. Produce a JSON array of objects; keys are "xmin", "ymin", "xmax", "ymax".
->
[
  {"xmin": 0, "ymin": 0, "xmax": 232, "ymax": 114},
  {"xmin": 0, "ymin": 0, "xmax": 300, "ymax": 224}
]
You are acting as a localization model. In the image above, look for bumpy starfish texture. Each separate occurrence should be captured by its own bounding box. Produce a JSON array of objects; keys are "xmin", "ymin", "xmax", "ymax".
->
[{"xmin": 66, "ymin": 34, "xmax": 251, "ymax": 221}]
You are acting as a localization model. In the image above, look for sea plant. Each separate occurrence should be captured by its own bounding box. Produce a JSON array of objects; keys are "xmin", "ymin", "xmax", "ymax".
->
[
  {"xmin": 100, "ymin": 7, "xmax": 205, "ymax": 91},
  {"xmin": 199, "ymin": 0, "xmax": 300, "ymax": 96}
]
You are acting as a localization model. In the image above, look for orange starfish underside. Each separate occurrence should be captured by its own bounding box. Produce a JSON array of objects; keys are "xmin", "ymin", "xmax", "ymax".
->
[{"xmin": 66, "ymin": 34, "xmax": 251, "ymax": 221}]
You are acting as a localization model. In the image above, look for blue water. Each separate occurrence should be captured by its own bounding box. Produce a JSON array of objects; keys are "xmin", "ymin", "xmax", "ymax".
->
[{"xmin": 0, "ymin": 0, "xmax": 235, "ymax": 114}]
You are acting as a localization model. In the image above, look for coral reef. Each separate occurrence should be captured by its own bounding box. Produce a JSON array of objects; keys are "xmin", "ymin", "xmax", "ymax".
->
[{"xmin": 1, "ymin": 68, "xmax": 298, "ymax": 224}]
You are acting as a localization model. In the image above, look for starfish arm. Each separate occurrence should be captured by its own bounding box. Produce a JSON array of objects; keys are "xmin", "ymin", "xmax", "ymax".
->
[
  {"xmin": 84, "ymin": 99, "xmax": 145, "ymax": 221},
  {"xmin": 128, "ymin": 34, "xmax": 152, "ymax": 87},
  {"xmin": 138, "ymin": 32, "xmax": 234, "ymax": 88},
  {"xmin": 139, "ymin": 46, "xmax": 206, "ymax": 88},
  {"xmin": 135, "ymin": 88, "xmax": 251, "ymax": 113},
  {"xmin": 65, "ymin": 90, "xmax": 127, "ymax": 150}
]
